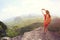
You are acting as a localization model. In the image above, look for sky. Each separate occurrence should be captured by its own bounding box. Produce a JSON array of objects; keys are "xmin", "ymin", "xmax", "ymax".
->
[{"xmin": 0, "ymin": 0, "xmax": 60, "ymax": 21}]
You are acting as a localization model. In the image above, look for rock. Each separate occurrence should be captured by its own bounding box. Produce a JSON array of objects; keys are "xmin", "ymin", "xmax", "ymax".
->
[
  {"xmin": 21, "ymin": 27, "xmax": 43, "ymax": 40},
  {"xmin": 21, "ymin": 27, "xmax": 60, "ymax": 40},
  {"xmin": 1, "ymin": 37, "xmax": 10, "ymax": 40}
]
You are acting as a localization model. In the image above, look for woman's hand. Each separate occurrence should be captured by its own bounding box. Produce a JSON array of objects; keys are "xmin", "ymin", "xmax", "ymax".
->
[
  {"xmin": 41, "ymin": 9, "xmax": 45, "ymax": 10},
  {"xmin": 41, "ymin": 9, "xmax": 46, "ymax": 15}
]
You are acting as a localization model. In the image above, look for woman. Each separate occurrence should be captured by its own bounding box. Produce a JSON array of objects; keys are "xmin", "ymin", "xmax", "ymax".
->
[{"xmin": 41, "ymin": 9, "xmax": 51, "ymax": 33}]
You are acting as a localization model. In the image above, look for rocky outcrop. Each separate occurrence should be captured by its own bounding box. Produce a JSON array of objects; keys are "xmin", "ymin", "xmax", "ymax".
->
[
  {"xmin": 21, "ymin": 27, "xmax": 60, "ymax": 40},
  {"xmin": 21, "ymin": 27, "xmax": 43, "ymax": 40},
  {"xmin": 1, "ymin": 27, "xmax": 60, "ymax": 40}
]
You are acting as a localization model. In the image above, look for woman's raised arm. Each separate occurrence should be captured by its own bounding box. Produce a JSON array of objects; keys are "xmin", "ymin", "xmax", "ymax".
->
[{"xmin": 41, "ymin": 9, "xmax": 46, "ymax": 15}]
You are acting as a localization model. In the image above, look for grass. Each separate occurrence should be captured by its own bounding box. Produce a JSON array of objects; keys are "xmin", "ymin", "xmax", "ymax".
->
[{"xmin": 6, "ymin": 17, "xmax": 43, "ymax": 37}]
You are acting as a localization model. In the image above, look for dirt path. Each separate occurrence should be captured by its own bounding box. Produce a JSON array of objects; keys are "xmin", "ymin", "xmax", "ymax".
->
[{"xmin": 21, "ymin": 27, "xmax": 60, "ymax": 40}]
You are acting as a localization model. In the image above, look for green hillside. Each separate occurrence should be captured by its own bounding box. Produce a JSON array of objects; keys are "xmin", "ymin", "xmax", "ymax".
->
[{"xmin": 5, "ymin": 17, "xmax": 43, "ymax": 37}]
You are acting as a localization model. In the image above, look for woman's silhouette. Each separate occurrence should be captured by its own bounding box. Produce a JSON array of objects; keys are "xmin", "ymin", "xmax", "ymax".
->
[{"xmin": 41, "ymin": 9, "xmax": 51, "ymax": 33}]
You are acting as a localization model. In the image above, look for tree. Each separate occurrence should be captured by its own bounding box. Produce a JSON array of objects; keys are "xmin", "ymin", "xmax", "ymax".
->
[{"xmin": 0, "ymin": 21, "xmax": 7, "ymax": 37}]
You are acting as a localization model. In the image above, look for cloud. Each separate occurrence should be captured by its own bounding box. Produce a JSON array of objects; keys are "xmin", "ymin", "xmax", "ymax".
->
[{"xmin": 0, "ymin": 0, "xmax": 60, "ymax": 21}]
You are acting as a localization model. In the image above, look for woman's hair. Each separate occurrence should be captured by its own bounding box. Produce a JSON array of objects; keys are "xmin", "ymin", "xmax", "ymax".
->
[{"xmin": 46, "ymin": 10, "xmax": 51, "ymax": 17}]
